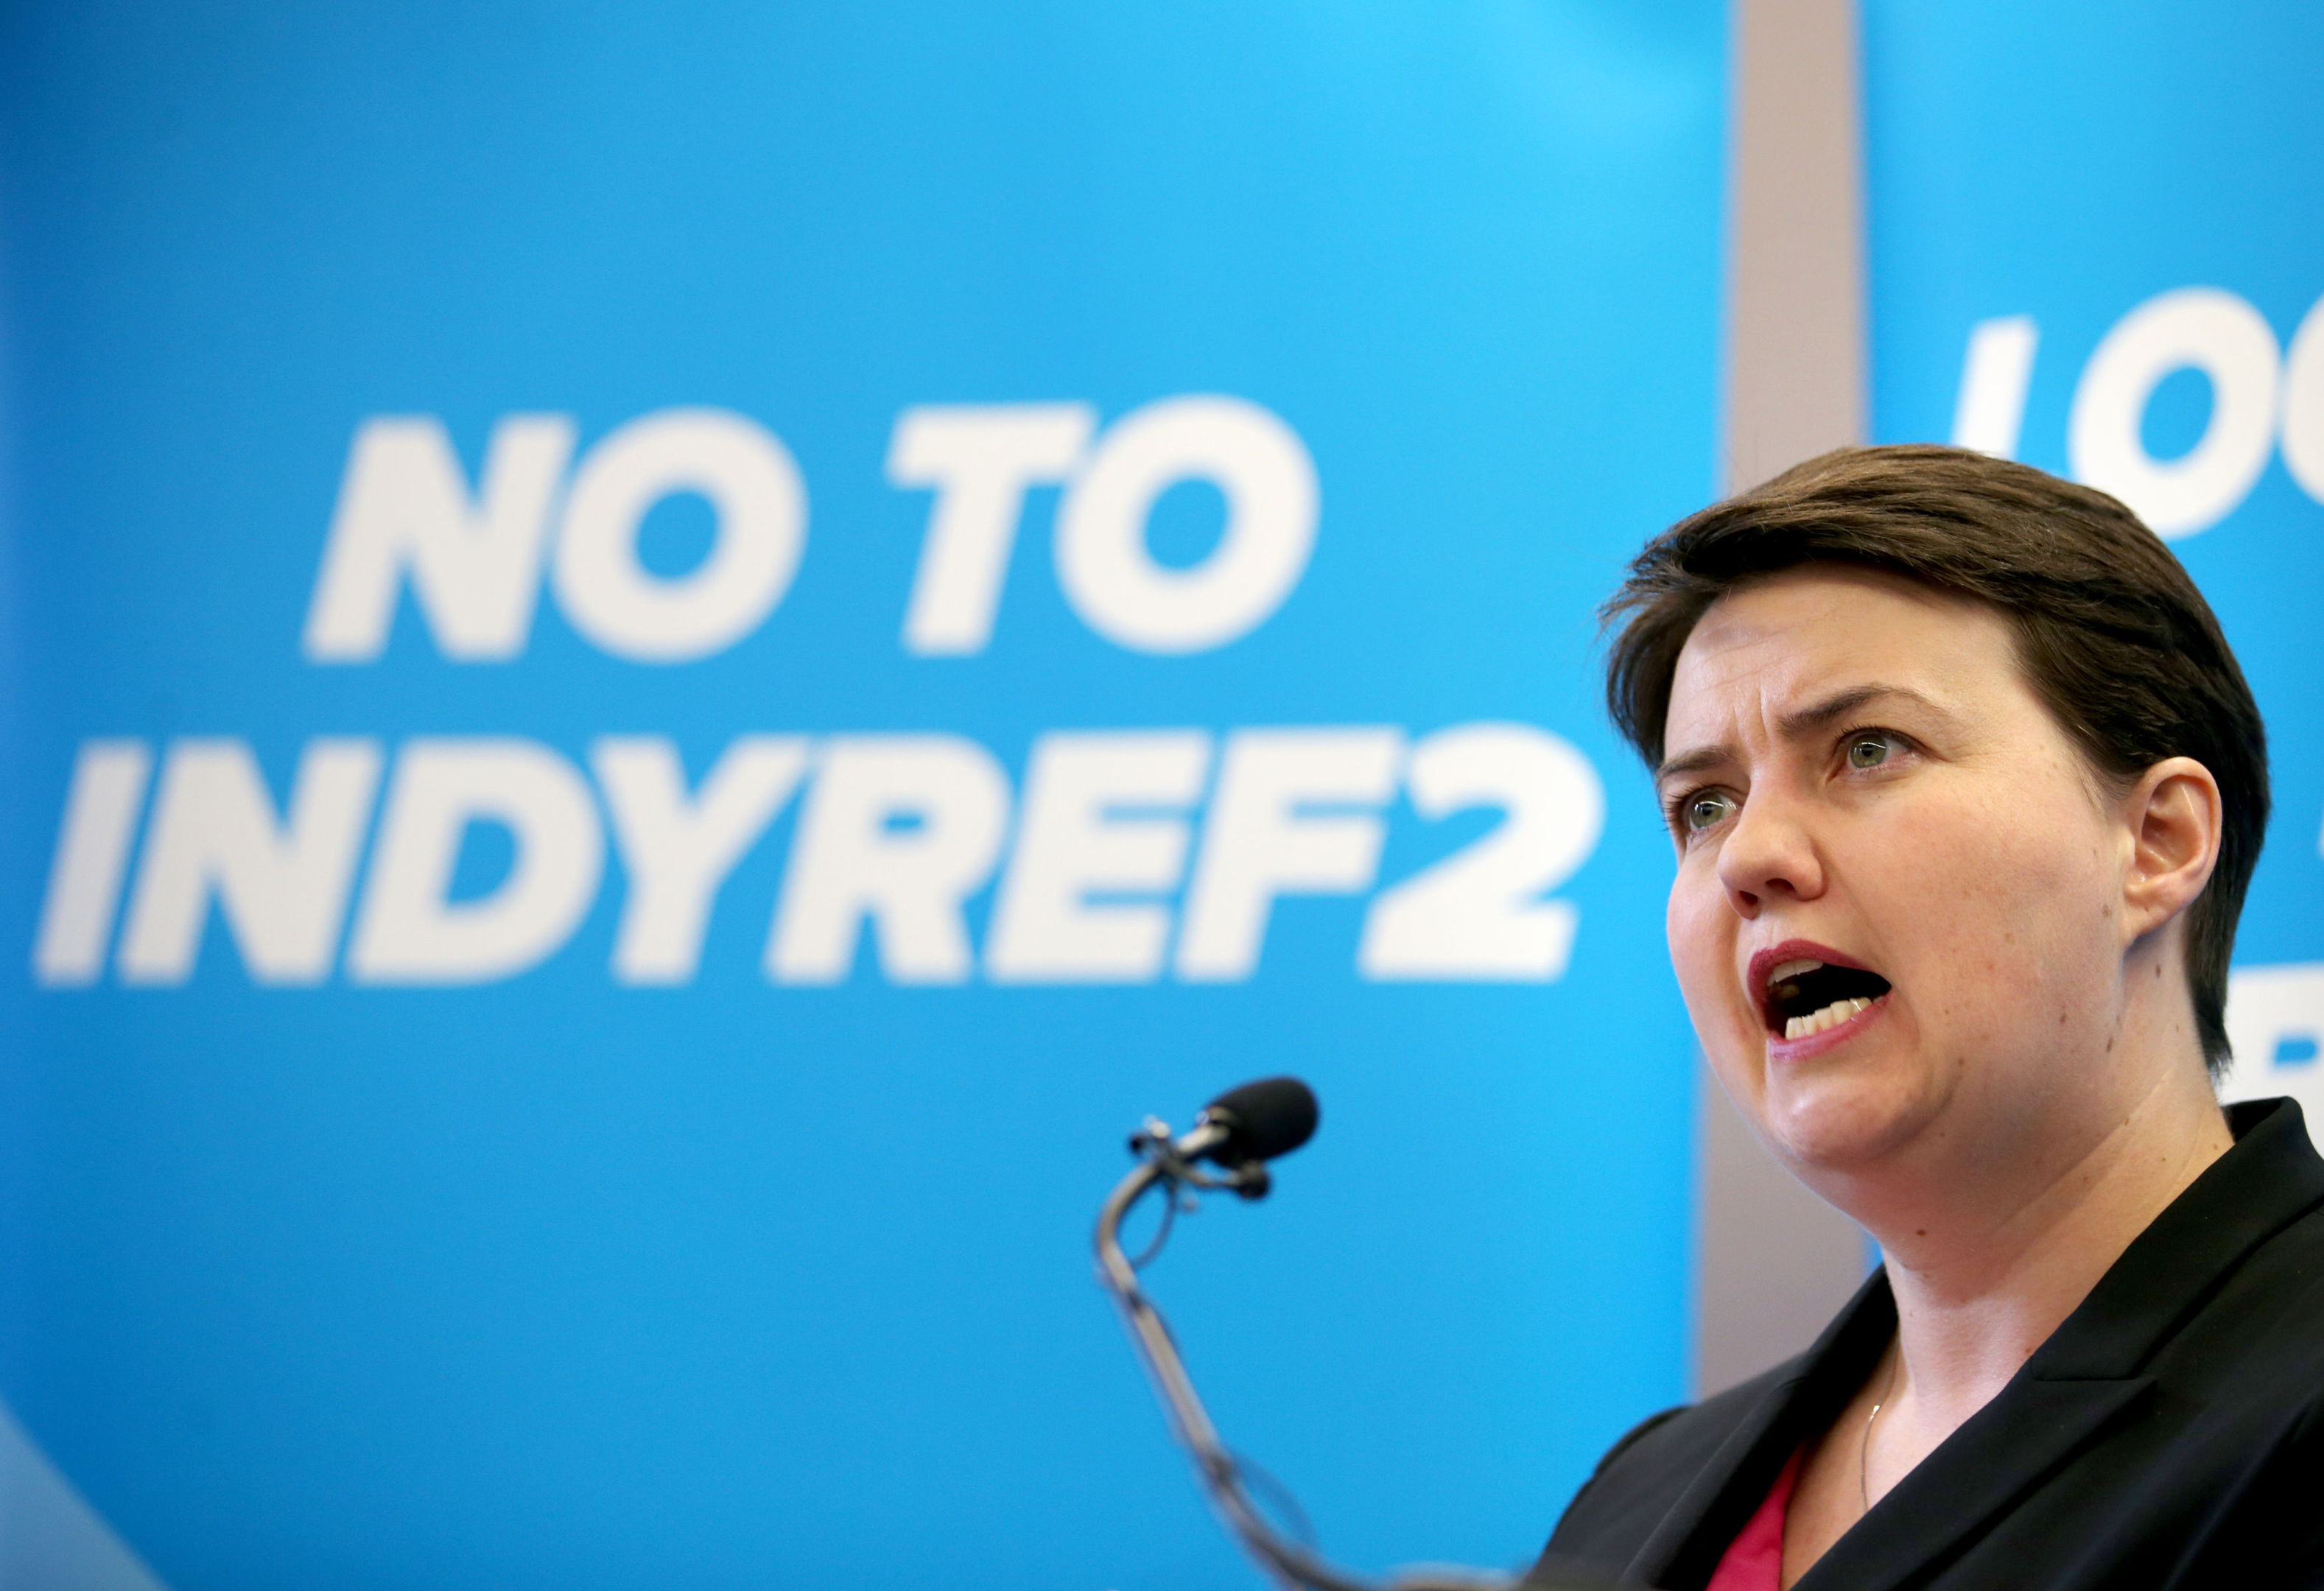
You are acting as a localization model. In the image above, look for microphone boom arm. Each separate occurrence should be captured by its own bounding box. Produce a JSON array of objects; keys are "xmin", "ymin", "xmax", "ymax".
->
[{"xmin": 1093, "ymin": 1112, "xmax": 1510, "ymax": 1591}]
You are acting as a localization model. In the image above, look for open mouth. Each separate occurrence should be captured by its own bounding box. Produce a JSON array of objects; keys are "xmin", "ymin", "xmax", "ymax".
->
[{"xmin": 1761, "ymin": 957, "xmax": 1892, "ymax": 1040}]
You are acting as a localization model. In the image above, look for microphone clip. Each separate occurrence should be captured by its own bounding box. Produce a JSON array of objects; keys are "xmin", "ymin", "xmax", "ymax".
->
[{"xmin": 1127, "ymin": 1114, "xmax": 1274, "ymax": 1201}]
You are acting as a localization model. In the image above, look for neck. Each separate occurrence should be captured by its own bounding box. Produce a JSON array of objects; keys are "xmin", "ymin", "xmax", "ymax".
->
[{"xmin": 1849, "ymin": 994, "xmax": 2230, "ymax": 1424}]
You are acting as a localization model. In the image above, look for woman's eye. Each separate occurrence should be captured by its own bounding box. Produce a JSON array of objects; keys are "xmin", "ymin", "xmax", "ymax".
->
[
  {"xmin": 1682, "ymin": 790, "xmax": 1736, "ymax": 832},
  {"xmin": 1846, "ymin": 732, "xmax": 1896, "ymax": 770}
]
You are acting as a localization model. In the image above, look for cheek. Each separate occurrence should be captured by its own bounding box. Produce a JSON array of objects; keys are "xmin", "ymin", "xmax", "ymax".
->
[
  {"xmin": 1666, "ymin": 860, "xmax": 1746, "ymax": 1027},
  {"xmin": 1880, "ymin": 803, "xmax": 2117, "ymax": 1016}
]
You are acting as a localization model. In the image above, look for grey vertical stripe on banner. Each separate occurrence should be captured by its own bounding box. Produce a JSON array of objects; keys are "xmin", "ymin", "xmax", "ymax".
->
[{"xmin": 1694, "ymin": 0, "xmax": 1875, "ymax": 1397}]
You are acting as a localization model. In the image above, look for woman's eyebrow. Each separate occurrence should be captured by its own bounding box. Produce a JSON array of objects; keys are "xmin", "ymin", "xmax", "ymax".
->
[
  {"xmin": 1654, "ymin": 743, "xmax": 1733, "ymax": 789},
  {"xmin": 1777, "ymin": 682, "xmax": 1953, "ymax": 737},
  {"xmin": 1655, "ymin": 684, "xmax": 1956, "ymax": 790}
]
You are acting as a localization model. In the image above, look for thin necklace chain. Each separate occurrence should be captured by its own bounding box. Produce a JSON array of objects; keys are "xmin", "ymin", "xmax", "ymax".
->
[{"xmin": 1859, "ymin": 1344, "xmax": 1901, "ymax": 1514}]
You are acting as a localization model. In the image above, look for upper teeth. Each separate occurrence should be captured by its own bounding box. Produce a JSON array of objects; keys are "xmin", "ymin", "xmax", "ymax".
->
[
  {"xmin": 1784, "ymin": 997, "xmax": 1874, "ymax": 1040},
  {"xmin": 1767, "ymin": 958, "xmax": 1824, "ymax": 987}
]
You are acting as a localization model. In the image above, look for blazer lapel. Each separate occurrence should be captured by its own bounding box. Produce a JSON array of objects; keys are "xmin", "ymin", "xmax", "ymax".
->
[
  {"xmin": 1794, "ymin": 1374, "xmax": 2153, "ymax": 1591},
  {"xmin": 1622, "ymin": 1370, "xmax": 1797, "ymax": 1587},
  {"xmin": 1629, "ymin": 1275, "xmax": 1895, "ymax": 1590}
]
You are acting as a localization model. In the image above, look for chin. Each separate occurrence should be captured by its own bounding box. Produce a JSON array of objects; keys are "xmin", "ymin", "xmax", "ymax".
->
[{"xmin": 1752, "ymin": 1061, "xmax": 1937, "ymax": 1176}]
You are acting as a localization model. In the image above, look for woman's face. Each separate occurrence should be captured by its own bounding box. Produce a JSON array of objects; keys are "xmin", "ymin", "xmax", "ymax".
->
[{"xmin": 1660, "ymin": 566, "xmax": 2145, "ymax": 1181}]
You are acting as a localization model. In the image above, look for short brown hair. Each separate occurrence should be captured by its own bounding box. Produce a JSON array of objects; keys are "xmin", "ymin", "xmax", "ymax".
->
[{"xmin": 1604, "ymin": 444, "xmax": 2268, "ymax": 1075}]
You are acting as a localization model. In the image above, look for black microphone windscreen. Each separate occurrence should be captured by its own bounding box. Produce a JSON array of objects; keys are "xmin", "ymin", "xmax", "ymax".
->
[{"xmin": 1199, "ymin": 1076, "xmax": 1319, "ymax": 1164}]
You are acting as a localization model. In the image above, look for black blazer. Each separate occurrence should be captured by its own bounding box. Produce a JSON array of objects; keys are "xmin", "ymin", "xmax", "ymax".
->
[{"xmin": 1533, "ymin": 1097, "xmax": 2324, "ymax": 1590}]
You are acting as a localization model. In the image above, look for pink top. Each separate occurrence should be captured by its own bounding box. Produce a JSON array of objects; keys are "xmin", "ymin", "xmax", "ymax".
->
[{"xmin": 1705, "ymin": 1447, "xmax": 1805, "ymax": 1591}]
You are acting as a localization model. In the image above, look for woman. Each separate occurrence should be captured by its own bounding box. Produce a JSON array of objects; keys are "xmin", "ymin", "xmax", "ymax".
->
[{"xmin": 1535, "ymin": 446, "xmax": 2323, "ymax": 1589}]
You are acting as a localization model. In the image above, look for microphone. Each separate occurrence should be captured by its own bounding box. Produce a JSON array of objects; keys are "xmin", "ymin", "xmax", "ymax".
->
[{"xmin": 1196, "ymin": 1075, "xmax": 1319, "ymax": 1167}]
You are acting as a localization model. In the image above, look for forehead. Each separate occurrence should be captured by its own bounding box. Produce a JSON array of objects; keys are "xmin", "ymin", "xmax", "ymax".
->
[{"xmin": 1665, "ymin": 565, "xmax": 2023, "ymax": 737}]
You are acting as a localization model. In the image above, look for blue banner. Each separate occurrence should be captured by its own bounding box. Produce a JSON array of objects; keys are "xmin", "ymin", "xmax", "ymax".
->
[
  {"xmin": 1866, "ymin": 1, "xmax": 2324, "ymax": 1118},
  {"xmin": 0, "ymin": 4, "xmax": 1724, "ymax": 1586}
]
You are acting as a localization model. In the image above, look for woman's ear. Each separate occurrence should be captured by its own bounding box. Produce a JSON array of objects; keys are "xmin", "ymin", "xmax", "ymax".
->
[{"xmin": 2120, "ymin": 756, "xmax": 2223, "ymax": 941}]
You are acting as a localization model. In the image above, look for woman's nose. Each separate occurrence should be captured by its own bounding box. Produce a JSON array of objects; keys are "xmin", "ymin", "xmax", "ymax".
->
[{"xmin": 1714, "ymin": 787, "xmax": 1825, "ymax": 915}]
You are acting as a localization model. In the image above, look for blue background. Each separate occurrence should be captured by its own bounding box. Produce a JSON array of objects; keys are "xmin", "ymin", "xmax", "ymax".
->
[{"xmin": 0, "ymin": 4, "xmax": 1722, "ymax": 1587}]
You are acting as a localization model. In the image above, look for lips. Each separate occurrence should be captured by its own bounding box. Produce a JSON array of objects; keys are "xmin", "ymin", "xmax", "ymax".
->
[{"xmin": 1748, "ymin": 940, "xmax": 1893, "ymax": 1039}]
